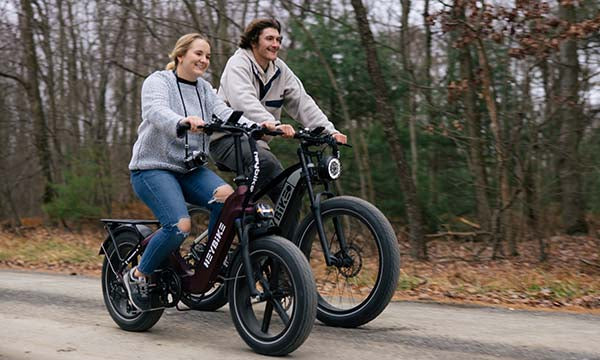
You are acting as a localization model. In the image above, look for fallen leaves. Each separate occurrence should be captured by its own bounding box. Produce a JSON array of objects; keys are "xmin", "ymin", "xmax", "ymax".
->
[{"xmin": 0, "ymin": 226, "xmax": 598, "ymax": 313}]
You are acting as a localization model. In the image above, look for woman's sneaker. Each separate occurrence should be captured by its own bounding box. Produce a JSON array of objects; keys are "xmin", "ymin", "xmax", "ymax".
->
[{"xmin": 123, "ymin": 268, "xmax": 151, "ymax": 311}]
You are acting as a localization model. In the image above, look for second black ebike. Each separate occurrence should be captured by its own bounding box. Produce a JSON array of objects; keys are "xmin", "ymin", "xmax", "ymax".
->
[{"xmin": 184, "ymin": 126, "xmax": 400, "ymax": 328}]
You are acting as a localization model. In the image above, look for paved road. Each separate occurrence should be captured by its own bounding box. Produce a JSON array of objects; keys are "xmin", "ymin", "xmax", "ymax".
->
[{"xmin": 0, "ymin": 270, "xmax": 598, "ymax": 360}]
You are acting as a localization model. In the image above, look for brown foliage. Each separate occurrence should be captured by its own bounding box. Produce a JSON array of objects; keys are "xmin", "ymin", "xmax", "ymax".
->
[{"xmin": 433, "ymin": 1, "xmax": 600, "ymax": 60}]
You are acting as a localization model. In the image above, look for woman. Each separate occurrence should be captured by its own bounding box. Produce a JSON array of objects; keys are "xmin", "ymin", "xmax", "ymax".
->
[{"xmin": 126, "ymin": 33, "xmax": 278, "ymax": 311}]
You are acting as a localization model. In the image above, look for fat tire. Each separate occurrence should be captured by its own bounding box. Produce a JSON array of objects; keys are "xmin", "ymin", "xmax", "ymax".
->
[
  {"xmin": 228, "ymin": 236, "xmax": 317, "ymax": 356},
  {"xmin": 294, "ymin": 196, "xmax": 400, "ymax": 328},
  {"xmin": 101, "ymin": 231, "xmax": 164, "ymax": 332}
]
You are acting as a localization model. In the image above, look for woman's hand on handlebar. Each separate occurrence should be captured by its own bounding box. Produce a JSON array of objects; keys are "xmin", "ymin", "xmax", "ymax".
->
[
  {"xmin": 260, "ymin": 121, "xmax": 295, "ymax": 138},
  {"xmin": 180, "ymin": 116, "xmax": 206, "ymax": 133}
]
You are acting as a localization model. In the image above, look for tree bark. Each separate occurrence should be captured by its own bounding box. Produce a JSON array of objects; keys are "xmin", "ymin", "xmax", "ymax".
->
[
  {"xmin": 458, "ymin": 44, "xmax": 492, "ymax": 233},
  {"xmin": 557, "ymin": 2, "xmax": 588, "ymax": 234},
  {"xmin": 474, "ymin": 38, "xmax": 511, "ymax": 258},
  {"xmin": 20, "ymin": 0, "xmax": 55, "ymax": 204},
  {"xmin": 400, "ymin": 0, "xmax": 419, "ymax": 186},
  {"xmin": 351, "ymin": 0, "xmax": 426, "ymax": 260}
]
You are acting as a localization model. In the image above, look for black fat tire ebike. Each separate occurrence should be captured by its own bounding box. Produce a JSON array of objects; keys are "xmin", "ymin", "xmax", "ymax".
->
[
  {"xmin": 186, "ymin": 126, "xmax": 401, "ymax": 328},
  {"xmin": 99, "ymin": 114, "xmax": 317, "ymax": 356}
]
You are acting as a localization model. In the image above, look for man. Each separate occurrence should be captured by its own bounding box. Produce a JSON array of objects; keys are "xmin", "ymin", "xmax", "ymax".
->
[{"xmin": 210, "ymin": 18, "xmax": 347, "ymax": 218}]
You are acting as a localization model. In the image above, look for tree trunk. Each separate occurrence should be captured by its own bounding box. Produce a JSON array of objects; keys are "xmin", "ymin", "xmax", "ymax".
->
[
  {"xmin": 351, "ymin": 0, "xmax": 426, "ymax": 260},
  {"xmin": 400, "ymin": 0, "xmax": 418, "ymax": 186},
  {"xmin": 66, "ymin": 0, "xmax": 81, "ymax": 157},
  {"xmin": 459, "ymin": 44, "xmax": 492, "ymax": 233},
  {"xmin": 20, "ymin": 0, "xmax": 54, "ymax": 204},
  {"xmin": 473, "ymin": 35, "xmax": 511, "ymax": 258},
  {"xmin": 557, "ymin": 2, "xmax": 588, "ymax": 234}
]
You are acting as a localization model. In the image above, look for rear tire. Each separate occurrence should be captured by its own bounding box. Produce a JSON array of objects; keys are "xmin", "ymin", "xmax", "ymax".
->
[
  {"xmin": 228, "ymin": 236, "xmax": 317, "ymax": 356},
  {"xmin": 294, "ymin": 196, "xmax": 400, "ymax": 328},
  {"xmin": 101, "ymin": 231, "xmax": 164, "ymax": 331}
]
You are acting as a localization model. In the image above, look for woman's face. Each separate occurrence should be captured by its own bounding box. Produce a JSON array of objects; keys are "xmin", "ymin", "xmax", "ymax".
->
[{"xmin": 177, "ymin": 39, "xmax": 211, "ymax": 79}]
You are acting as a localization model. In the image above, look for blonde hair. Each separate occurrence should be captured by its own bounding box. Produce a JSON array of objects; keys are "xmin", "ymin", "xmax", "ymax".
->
[{"xmin": 165, "ymin": 33, "xmax": 210, "ymax": 70}]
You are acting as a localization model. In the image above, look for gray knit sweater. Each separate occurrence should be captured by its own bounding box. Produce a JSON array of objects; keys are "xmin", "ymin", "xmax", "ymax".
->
[{"xmin": 129, "ymin": 70, "xmax": 251, "ymax": 173}]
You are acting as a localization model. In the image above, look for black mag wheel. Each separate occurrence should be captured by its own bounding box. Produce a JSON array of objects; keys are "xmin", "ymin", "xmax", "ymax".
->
[
  {"xmin": 101, "ymin": 231, "xmax": 163, "ymax": 331},
  {"xmin": 228, "ymin": 236, "xmax": 317, "ymax": 356},
  {"xmin": 179, "ymin": 206, "xmax": 228, "ymax": 311},
  {"xmin": 294, "ymin": 196, "xmax": 401, "ymax": 328}
]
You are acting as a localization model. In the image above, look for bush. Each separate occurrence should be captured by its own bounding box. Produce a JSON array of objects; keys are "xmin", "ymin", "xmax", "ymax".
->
[{"xmin": 43, "ymin": 160, "xmax": 104, "ymax": 223}]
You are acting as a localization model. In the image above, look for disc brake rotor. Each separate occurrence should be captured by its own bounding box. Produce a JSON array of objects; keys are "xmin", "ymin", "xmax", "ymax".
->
[{"xmin": 335, "ymin": 244, "xmax": 363, "ymax": 278}]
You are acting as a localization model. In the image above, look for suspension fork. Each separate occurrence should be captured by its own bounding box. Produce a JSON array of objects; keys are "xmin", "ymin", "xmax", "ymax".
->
[
  {"xmin": 299, "ymin": 148, "xmax": 341, "ymax": 267},
  {"xmin": 322, "ymin": 181, "xmax": 351, "ymax": 260},
  {"xmin": 236, "ymin": 218, "xmax": 259, "ymax": 297}
]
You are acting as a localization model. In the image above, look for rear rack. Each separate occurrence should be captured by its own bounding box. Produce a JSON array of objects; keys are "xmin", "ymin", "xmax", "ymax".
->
[{"xmin": 100, "ymin": 219, "xmax": 160, "ymax": 226}]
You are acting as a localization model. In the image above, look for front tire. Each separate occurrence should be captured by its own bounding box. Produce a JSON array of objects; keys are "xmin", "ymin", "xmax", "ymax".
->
[
  {"xmin": 101, "ymin": 231, "xmax": 164, "ymax": 331},
  {"xmin": 294, "ymin": 196, "xmax": 400, "ymax": 328},
  {"xmin": 228, "ymin": 236, "xmax": 317, "ymax": 356}
]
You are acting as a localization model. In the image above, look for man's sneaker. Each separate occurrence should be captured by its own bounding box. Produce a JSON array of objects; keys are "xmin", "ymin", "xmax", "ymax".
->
[{"xmin": 123, "ymin": 267, "xmax": 151, "ymax": 311}]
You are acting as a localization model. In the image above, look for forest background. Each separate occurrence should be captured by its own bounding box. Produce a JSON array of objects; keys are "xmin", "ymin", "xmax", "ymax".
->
[{"xmin": 1, "ymin": 0, "xmax": 600, "ymax": 311}]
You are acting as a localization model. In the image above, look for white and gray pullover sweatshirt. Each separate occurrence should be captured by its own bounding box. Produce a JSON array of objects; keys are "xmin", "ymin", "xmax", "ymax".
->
[
  {"xmin": 129, "ymin": 70, "xmax": 251, "ymax": 173},
  {"xmin": 218, "ymin": 48, "xmax": 338, "ymax": 135}
]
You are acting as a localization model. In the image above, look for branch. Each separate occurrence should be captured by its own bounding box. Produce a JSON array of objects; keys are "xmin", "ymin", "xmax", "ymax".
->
[
  {"xmin": 580, "ymin": 258, "xmax": 600, "ymax": 269},
  {"xmin": 0, "ymin": 71, "xmax": 29, "ymax": 89},
  {"xmin": 109, "ymin": 60, "xmax": 147, "ymax": 78}
]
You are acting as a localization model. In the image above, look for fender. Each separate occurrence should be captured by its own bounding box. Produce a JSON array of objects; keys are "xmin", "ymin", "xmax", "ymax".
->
[{"xmin": 98, "ymin": 224, "xmax": 154, "ymax": 255}]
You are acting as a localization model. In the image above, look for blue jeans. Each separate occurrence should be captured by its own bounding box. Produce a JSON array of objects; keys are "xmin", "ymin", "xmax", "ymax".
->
[{"xmin": 130, "ymin": 167, "xmax": 227, "ymax": 275}]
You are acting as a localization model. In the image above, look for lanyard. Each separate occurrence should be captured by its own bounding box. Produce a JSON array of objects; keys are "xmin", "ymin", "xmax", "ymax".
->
[{"xmin": 174, "ymin": 71, "xmax": 206, "ymax": 156}]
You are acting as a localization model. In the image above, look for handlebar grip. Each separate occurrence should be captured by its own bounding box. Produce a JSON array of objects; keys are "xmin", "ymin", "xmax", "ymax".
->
[
  {"xmin": 176, "ymin": 121, "xmax": 191, "ymax": 138},
  {"xmin": 265, "ymin": 129, "xmax": 285, "ymax": 136}
]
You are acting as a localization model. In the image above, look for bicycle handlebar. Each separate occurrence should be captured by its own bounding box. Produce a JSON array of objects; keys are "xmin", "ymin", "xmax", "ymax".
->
[
  {"xmin": 176, "ymin": 116, "xmax": 349, "ymax": 148},
  {"xmin": 176, "ymin": 118, "xmax": 284, "ymax": 139},
  {"xmin": 293, "ymin": 128, "xmax": 352, "ymax": 148}
]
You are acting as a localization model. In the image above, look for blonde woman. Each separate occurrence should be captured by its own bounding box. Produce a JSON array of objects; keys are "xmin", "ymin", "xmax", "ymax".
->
[{"xmin": 125, "ymin": 34, "xmax": 260, "ymax": 311}]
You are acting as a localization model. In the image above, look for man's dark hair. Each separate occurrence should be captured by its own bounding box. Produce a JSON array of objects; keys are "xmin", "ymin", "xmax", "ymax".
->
[{"xmin": 239, "ymin": 18, "xmax": 281, "ymax": 49}]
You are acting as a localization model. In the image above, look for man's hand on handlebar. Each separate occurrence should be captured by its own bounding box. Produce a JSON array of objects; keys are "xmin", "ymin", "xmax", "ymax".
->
[
  {"xmin": 180, "ymin": 116, "xmax": 206, "ymax": 133},
  {"xmin": 260, "ymin": 121, "xmax": 295, "ymax": 138},
  {"xmin": 332, "ymin": 132, "xmax": 347, "ymax": 145}
]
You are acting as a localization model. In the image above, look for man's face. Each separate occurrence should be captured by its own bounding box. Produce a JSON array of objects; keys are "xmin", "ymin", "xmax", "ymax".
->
[{"xmin": 252, "ymin": 27, "xmax": 282, "ymax": 66}]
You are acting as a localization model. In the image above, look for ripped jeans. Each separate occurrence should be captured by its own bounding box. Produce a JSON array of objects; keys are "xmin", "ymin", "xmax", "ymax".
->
[{"xmin": 130, "ymin": 167, "xmax": 227, "ymax": 275}]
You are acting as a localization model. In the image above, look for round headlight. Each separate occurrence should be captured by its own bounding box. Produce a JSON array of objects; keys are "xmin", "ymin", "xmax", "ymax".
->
[
  {"xmin": 319, "ymin": 156, "xmax": 342, "ymax": 180},
  {"xmin": 254, "ymin": 203, "xmax": 274, "ymax": 220}
]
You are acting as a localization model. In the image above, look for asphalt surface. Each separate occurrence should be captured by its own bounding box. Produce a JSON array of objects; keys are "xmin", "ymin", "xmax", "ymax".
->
[{"xmin": 0, "ymin": 270, "xmax": 598, "ymax": 359}]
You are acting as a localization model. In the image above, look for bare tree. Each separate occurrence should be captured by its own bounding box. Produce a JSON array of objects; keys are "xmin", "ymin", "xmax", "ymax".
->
[
  {"xmin": 556, "ymin": 1, "xmax": 588, "ymax": 234},
  {"xmin": 350, "ymin": 0, "xmax": 426, "ymax": 260},
  {"xmin": 19, "ymin": 0, "xmax": 55, "ymax": 204}
]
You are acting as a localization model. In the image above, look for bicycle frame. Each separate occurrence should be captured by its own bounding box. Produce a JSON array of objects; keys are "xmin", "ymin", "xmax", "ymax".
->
[
  {"xmin": 251, "ymin": 134, "xmax": 351, "ymax": 267},
  {"xmin": 100, "ymin": 119, "xmax": 278, "ymax": 303}
]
